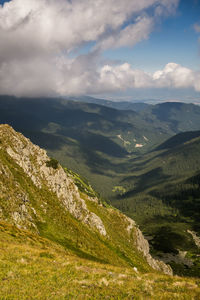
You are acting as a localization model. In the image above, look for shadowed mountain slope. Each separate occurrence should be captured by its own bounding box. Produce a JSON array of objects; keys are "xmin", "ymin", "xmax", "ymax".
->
[{"xmin": 113, "ymin": 131, "xmax": 200, "ymax": 276}]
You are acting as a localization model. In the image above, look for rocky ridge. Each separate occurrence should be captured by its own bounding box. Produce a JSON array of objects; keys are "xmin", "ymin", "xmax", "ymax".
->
[
  {"xmin": 125, "ymin": 216, "xmax": 172, "ymax": 275},
  {"xmin": 0, "ymin": 124, "xmax": 172, "ymax": 275},
  {"xmin": 1, "ymin": 124, "xmax": 106, "ymax": 236}
]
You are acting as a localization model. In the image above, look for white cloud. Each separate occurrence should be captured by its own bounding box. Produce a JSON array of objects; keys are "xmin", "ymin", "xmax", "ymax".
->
[
  {"xmin": 2, "ymin": 0, "xmax": 198, "ymax": 98},
  {"xmin": 98, "ymin": 62, "xmax": 200, "ymax": 93},
  {"xmin": 99, "ymin": 63, "xmax": 151, "ymax": 92},
  {"xmin": 95, "ymin": 16, "xmax": 154, "ymax": 51},
  {"xmin": 0, "ymin": 0, "xmax": 164, "ymax": 61},
  {"xmin": 153, "ymin": 63, "xmax": 196, "ymax": 89}
]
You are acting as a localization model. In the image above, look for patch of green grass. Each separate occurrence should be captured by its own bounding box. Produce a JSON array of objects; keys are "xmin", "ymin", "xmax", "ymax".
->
[
  {"xmin": 64, "ymin": 167, "xmax": 97, "ymax": 198},
  {"xmin": 39, "ymin": 252, "xmax": 55, "ymax": 259},
  {"xmin": 112, "ymin": 186, "xmax": 126, "ymax": 195},
  {"xmin": 46, "ymin": 157, "xmax": 59, "ymax": 169}
]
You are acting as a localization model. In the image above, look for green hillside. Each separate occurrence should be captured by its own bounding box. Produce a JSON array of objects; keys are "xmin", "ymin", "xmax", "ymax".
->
[
  {"xmin": 113, "ymin": 132, "xmax": 200, "ymax": 276},
  {"xmin": 156, "ymin": 131, "xmax": 200, "ymax": 150},
  {"xmin": 115, "ymin": 131, "xmax": 200, "ymax": 225},
  {"xmin": 141, "ymin": 102, "xmax": 200, "ymax": 133}
]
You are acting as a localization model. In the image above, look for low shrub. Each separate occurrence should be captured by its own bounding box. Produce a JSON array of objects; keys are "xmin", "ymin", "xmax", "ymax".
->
[{"xmin": 46, "ymin": 158, "xmax": 59, "ymax": 169}]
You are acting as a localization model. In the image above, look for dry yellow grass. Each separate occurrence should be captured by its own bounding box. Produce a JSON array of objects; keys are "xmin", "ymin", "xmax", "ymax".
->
[{"xmin": 0, "ymin": 221, "xmax": 200, "ymax": 300}]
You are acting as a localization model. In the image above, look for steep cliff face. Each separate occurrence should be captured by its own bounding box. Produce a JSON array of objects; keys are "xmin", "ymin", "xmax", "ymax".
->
[
  {"xmin": 0, "ymin": 124, "xmax": 172, "ymax": 275},
  {"xmin": 124, "ymin": 215, "xmax": 172, "ymax": 275},
  {"xmin": 134, "ymin": 226, "xmax": 173, "ymax": 275},
  {"xmin": 1, "ymin": 124, "xmax": 106, "ymax": 235}
]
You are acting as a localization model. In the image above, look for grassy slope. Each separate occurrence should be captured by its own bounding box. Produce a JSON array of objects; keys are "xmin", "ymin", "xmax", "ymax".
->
[
  {"xmin": 0, "ymin": 127, "xmax": 152, "ymax": 274},
  {"xmin": 1, "ymin": 221, "xmax": 200, "ymax": 300}
]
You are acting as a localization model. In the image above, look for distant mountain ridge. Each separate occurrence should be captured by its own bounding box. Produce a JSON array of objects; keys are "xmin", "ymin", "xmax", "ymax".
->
[
  {"xmin": 70, "ymin": 95, "xmax": 151, "ymax": 112},
  {"xmin": 156, "ymin": 130, "xmax": 200, "ymax": 150},
  {"xmin": 141, "ymin": 102, "xmax": 200, "ymax": 133}
]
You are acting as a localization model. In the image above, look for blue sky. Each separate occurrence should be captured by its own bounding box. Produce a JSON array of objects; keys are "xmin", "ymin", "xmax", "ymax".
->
[
  {"xmin": 72, "ymin": 0, "xmax": 200, "ymax": 72},
  {"xmin": 0, "ymin": 0, "xmax": 200, "ymax": 102},
  {"xmin": 75, "ymin": 0, "xmax": 200, "ymax": 72},
  {"xmin": 103, "ymin": 0, "xmax": 200, "ymax": 72},
  {"xmin": 0, "ymin": 0, "xmax": 11, "ymax": 4}
]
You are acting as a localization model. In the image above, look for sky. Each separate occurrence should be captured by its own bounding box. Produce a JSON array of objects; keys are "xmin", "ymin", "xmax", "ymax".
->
[{"xmin": 0, "ymin": 0, "xmax": 200, "ymax": 102}]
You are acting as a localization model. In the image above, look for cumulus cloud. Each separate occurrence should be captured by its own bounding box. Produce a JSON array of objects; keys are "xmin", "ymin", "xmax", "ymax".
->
[
  {"xmin": 153, "ymin": 63, "xmax": 197, "ymax": 89},
  {"xmin": 98, "ymin": 62, "xmax": 200, "ymax": 93},
  {"xmin": 2, "ymin": 0, "xmax": 198, "ymax": 98}
]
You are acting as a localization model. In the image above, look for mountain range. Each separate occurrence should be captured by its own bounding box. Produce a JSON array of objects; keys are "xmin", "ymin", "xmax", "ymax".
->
[
  {"xmin": 1, "ymin": 124, "xmax": 200, "ymax": 298},
  {"xmin": 0, "ymin": 95, "xmax": 200, "ymax": 278}
]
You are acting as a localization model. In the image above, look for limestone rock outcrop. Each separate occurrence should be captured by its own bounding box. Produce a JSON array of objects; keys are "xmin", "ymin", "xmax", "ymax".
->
[{"xmin": 0, "ymin": 124, "xmax": 106, "ymax": 236}]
